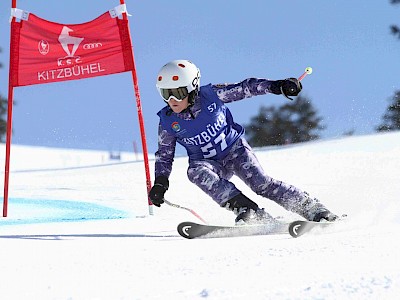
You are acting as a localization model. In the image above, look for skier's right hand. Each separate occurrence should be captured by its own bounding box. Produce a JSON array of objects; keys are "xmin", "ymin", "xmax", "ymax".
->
[
  {"xmin": 280, "ymin": 78, "xmax": 302, "ymax": 97},
  {"xmin": 149, "ymin": 176, "xmax": 169, "ymax": 207}
]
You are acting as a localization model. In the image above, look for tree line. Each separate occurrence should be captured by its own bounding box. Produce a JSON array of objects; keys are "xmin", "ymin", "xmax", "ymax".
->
[{"xmin": 244, "ymin": 89, "xmax": 400, "ymax": 147}]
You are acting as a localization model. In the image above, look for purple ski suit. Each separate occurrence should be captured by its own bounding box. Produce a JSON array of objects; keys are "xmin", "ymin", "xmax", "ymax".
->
[{"xmin": 155, "ymin": 78, "xmax": 309, "ymax": 211}]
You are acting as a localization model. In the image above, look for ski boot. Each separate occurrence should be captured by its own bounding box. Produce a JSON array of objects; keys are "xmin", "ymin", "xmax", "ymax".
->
[
  {"xmin": 224, "ymin": 193, "xmax": 276, "ymax": 225},
  {"xmin": 235, "ymin": 207, "xmax": 276, "ymax": 225},
  {"xmin": 296, "ymin": 193, "xmax": 339, "ymax": 222}
]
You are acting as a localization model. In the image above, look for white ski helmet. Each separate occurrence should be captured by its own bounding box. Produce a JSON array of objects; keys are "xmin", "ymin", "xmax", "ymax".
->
[{"xmin": 156, "ymin": 60, "xmax": 201, "ymax": 103}]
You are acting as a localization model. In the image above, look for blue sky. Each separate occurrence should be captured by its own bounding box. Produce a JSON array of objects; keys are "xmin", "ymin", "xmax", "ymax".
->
[{"xmin": 0, "ymin": 0, "xmax": 398, "ymax": 154}]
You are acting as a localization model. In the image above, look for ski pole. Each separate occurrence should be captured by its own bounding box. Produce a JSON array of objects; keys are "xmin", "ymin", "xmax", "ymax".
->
[
  {"xmin": 281, "ymin": 66, "xmax": 313, "ymax": 100},
  {"xmin": 163, "ymin": 199, "xmax": 208, "ymax": 224}
]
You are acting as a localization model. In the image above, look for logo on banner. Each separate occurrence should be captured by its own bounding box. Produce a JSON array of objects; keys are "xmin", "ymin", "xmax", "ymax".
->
[
  {"xmin": 38, "ymin": 40, "xmax": 50, "ymax": 55},
  {"xmin": 83, "ymin": 43, "xmax": 103, "ymax": 50},
  {"xmin": 58, "ymin": 26, "xmax": 84, "ymax": 58}
]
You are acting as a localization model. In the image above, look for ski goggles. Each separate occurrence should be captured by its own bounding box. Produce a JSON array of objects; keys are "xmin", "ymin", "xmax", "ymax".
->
[{"xmin": 160, "ymin": 87, "xmax": 189, "ymax": 102}]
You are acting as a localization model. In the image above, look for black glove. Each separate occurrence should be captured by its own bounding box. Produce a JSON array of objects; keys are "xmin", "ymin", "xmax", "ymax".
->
[
  {"xmin": 271, "ymin": 78, "xmax": 303, "ymax": 100},
  {"xmin": 149, "ymin": 176, "xmax": 169, "ymax": 207},
  {"xmin": 278, "ymin": 78, "xmax": 302, "ymax": 100}
]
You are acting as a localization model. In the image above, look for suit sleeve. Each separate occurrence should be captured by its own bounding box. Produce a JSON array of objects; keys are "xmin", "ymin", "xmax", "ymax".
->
[
  {"xmin": 154, "ymin": 123, "xmax": 177, "ymax": 179},
  {"xmin": 212, "ymin": 78, "xmax": 283, "ymax": 103}
]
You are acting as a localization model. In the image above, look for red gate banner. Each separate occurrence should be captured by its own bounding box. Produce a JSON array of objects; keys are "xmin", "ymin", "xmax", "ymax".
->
[{"xmin": 10, "ymin": 10, "xmax": 134, "ymax": 87}]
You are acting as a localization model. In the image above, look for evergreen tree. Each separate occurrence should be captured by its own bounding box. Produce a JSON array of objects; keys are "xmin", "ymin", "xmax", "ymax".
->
[
  {"xmin": 376, "ymin": 90, "xmax": 400, "ymax": 132},
  {"xmin": 383, "ymin": 2, "xmax": 400, "ymax": 132},
  {"xmin": 245, "ymin": 96, "xmax": 324, "ymax": 147},
  {"xmin": 390, "ymin": 0, "xmax": 400, "ymax": 39}
]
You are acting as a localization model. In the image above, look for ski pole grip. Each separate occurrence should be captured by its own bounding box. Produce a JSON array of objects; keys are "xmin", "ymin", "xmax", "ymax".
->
[{"xmin": 298, "ymin": 67, "xmax": 313, "ymax": 81}]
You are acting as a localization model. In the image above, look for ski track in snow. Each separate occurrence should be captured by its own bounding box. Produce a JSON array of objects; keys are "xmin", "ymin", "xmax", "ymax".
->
[{"xmin": 0, "ymin": 132, "xmax": 399, "ymax": 299}]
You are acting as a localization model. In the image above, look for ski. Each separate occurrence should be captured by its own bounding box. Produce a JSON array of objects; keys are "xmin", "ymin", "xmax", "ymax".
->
[
  {"xmin": 178, "ymin": 215, "xmax": 346, "ymax": 239},
  {"xmin": 177, "ymin": 221, "xmax": 289, "ymax": 239}
]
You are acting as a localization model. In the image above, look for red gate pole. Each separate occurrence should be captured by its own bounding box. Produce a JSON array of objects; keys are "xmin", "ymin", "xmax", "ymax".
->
[
  {"xmin": 3, "ymin": 0, "xmax": 18, "ymax": 217},
  {"xmin": 3, "ymin": 82, "xmax": 14, "ymax": 218},
  {"xmin": 119, "ymin": 0, "xmax": 153, "ymax": 215}
]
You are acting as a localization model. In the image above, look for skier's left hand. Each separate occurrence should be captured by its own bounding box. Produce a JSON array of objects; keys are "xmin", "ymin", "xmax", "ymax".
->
[
  {"xmin": 280, "ymin": 78, "xmax": 302, "ymax": 97},
  {"xmin": 149, "ymin": 176, "xmax": 169, "ymax": 207}
]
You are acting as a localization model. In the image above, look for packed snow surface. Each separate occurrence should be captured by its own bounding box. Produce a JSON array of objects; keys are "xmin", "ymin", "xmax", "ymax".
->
[{"xmin": 0, "ymin": 132, "xmax": 399, "ymax": 299}]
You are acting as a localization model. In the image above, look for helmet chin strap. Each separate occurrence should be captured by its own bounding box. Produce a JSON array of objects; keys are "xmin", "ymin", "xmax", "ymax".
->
[
  {"xmin": 183, "ymin": 89, "xmax": 199, "ymax": 119},
  {"xmin": 188, "ymin": 89, "xmax": 199, "ymax": 105}
]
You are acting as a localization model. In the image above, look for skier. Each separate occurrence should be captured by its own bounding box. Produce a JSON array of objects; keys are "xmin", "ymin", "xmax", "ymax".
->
[{"xmin": 149, "ymin": 59, "xmax": 338, "ymax": 224}]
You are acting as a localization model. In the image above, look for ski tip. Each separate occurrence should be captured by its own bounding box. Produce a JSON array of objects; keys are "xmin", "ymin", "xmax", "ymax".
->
[
  {"xmin": 288, "ymin": 217, "xmax": 347, "ymax": 238},
  {"xmin": 177, "ymin": 222, "xmax": 197, "ymax": 239},
  {"xmin": 288, "ymin": 220, "xmax": 307, "ymax": 238}
]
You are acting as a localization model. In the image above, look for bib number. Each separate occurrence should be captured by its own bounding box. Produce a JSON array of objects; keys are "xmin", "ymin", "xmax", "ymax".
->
[{"xmin": 201, "ymin": 132, "xmax": 227, "ymax": 158}]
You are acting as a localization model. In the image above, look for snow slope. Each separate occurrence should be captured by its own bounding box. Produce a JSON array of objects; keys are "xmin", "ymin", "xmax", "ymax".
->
[{"xmin": 0, "ymin": 132, "xmax": 399, "ymax": 300}]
